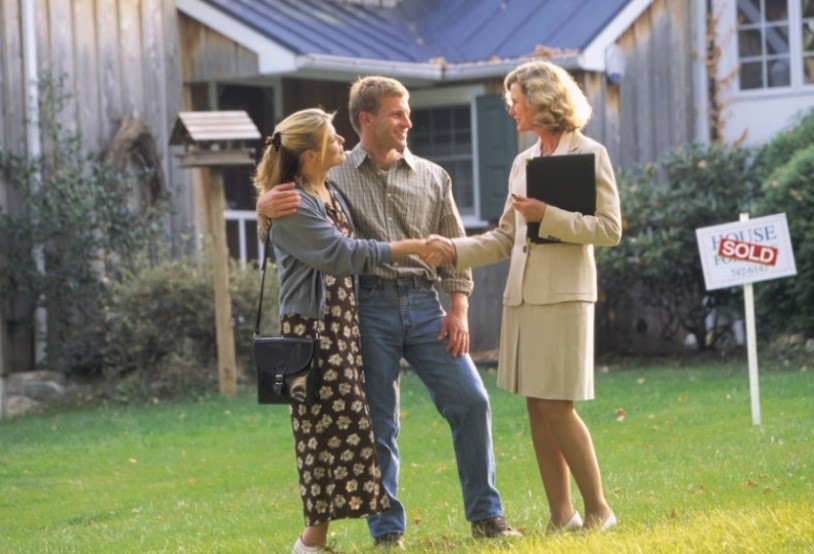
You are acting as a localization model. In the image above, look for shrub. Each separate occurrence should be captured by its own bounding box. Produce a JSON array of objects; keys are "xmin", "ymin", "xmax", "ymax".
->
[
  {"xmin": 597, "ymin": 142, "xmax": 759, "ymax": 351},
  {"xmin": 753, "ymin": 144, "xmax": 814, "ymax": 336},
  {"xmin": 102, "ymin": 253, "xmax": 278, "ymax": 397},
  {"xmin": 751, "ymin": 108, "xmax": 814, "ymax": 184},
  {"xmin": 0, "ymin": 74, "xmax": 169, "ymax": 374}
]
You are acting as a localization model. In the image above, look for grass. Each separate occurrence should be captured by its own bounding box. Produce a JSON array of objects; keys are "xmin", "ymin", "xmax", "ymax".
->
[{"xmin": 1, "ymin": 359, "xmax": 812, "ymax": 553}]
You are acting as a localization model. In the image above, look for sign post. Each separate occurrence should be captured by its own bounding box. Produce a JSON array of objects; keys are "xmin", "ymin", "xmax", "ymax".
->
[{"xmin": 695, "ymin": 213, "xmax": 797, "ymax": 425}]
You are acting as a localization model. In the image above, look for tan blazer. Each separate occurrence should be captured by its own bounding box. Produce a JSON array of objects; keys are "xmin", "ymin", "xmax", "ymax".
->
[{"xmin": 454, "ymin": 131, "xmax": 622, "ymax": 306}]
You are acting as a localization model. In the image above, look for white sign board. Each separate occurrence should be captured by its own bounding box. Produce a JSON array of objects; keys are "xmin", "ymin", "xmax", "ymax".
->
[{"xmin": 695, "ymin": 213, "xmax": 797, "ymax": 291}]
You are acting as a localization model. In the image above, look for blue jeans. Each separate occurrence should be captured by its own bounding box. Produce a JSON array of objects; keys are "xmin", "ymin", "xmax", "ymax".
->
[{"xmin": 357, "ymin": 276, "xmax": 503, "ymax": 538}]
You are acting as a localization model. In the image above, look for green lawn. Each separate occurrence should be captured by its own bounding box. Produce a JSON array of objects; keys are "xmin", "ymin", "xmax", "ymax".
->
[{"xmin": 1, "ymin": 360, "xmax": 812, "ymax": 553}]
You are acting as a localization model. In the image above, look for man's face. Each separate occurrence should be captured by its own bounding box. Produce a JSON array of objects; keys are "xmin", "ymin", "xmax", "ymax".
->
[{"xmin": 363, "ymin": 94, "xmax": 412, "ymax": 152}]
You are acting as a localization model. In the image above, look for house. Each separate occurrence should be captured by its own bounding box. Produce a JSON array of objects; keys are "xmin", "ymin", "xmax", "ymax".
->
[{"xmin": 2, "ymin": 0, "xmax": 811, "ymax": 374}]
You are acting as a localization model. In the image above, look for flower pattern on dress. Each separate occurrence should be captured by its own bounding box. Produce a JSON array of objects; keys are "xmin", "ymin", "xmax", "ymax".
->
[{"xmin": 282, "ymin": 188, "xmax": 389, "ymax": 527}]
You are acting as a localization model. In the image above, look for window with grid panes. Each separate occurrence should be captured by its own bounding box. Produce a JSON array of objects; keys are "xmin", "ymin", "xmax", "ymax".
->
[
  {"xmin": 736, "ymin": 0, "xmax": 814, "ymax": 89},
  {"xmin": 409, "ymin": 106, "xmax": 475, "ymax": 216}
]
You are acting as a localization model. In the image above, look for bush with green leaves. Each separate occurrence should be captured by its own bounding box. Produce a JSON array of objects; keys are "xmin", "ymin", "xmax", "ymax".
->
[
  {"xmin": 753, "ymin": 144, "xmax": 814, "ymax": 336},
  {"xmin": 751, "ymin": 108, "xmax": 814, "ymax": 184},
  {"xmin": 0, "ymin": 74, "xmax": 169, "ymax": 373},
  {"xmin": 597, "ymin": 142, "xmax": 759, "ymax": 351},
  {"xmin": 102, "ymin": 253, "xmax": 278, "ymax": 397}
]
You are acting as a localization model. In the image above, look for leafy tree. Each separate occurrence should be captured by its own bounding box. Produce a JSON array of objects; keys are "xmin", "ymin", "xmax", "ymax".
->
[
  {"xmin": 0, "ymin": 74, "xmax": 170, "ymax": 373},
  {"xmin": 598, "ymin": 142, "xmax": 759, "ymax": 351}
]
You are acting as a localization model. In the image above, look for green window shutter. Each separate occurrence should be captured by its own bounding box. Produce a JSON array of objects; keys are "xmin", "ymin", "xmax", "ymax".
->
[{"xmin": 476, "ymin": 94, "xmax": 517, "ymax": 222}]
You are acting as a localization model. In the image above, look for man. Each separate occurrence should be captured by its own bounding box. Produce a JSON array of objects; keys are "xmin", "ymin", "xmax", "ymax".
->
[{"xmin": 257, "ymin": 76, "xmax": 518, "ymax": 549}]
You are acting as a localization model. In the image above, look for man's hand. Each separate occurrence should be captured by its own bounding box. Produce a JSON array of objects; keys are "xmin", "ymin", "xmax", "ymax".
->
[
  {"xmin": 257, "ymin": 182, "xmax": 300, "ymax": 218},
  {"xmin": 438, "ymin": 292, "xmax": 470, "ymax": 357},
  {"xmin": 421, "ymin": 234, "xmax": 456, "ymax": 266}
]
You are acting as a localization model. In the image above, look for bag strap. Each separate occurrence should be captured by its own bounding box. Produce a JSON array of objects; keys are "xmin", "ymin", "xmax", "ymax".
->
[
  {"xmin": 253, "ymin": 234, "xmax": 271, "ymax": 338},
  {"xmin": 253, "ymin": 224, "xmax": 321, "ymax": 341}
]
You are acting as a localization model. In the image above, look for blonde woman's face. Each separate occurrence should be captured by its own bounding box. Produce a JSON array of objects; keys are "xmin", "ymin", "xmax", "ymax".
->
[
  {"xmin": 320, "ymin": 123, "xmax": 346, "ymax": 170},
  {"xmin": 507, "ymin": 82, "xmax": 536, "ymax": 133}
]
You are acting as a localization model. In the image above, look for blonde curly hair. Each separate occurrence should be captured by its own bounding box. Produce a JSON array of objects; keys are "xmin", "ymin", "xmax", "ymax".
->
[{"xmin": 504, "ymin": 60, "xmax": 592, "ymax": 134}]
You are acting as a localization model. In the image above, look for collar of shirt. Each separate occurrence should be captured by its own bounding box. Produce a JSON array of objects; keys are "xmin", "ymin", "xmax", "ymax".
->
[{"xmin": 347, "ymin": 143, "xmax": 417, "ymax": 172}]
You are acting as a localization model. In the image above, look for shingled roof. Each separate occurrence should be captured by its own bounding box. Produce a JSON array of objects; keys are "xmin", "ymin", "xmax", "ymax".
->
[{"xmin": 178, "ymin": 0, "xmax": 652, "ymax": 80}]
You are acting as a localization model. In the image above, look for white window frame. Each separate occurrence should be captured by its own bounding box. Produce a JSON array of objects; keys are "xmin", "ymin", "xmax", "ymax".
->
[
  {"xmin": 731, "ymin": 0, "xmax": 812, "ymax": 94},
  {"xmin": 409, "ymin": 84, "xmax": 487, "ymax": 228}
]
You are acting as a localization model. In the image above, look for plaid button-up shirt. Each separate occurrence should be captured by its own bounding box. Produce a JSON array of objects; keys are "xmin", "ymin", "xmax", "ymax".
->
[{"xmin": 328, "ymin": 144, "xmax": 473, "ymax": 295}]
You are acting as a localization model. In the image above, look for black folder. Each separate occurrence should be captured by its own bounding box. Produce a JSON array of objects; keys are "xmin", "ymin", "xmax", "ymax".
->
[{"xmin": 525, "ymin": 153, "xmax": 596, "ymax": 244}]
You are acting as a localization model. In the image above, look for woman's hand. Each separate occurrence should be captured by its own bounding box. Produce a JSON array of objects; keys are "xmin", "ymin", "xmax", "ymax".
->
[
  {"xmin": 420, "ymin": 235, "xmax": 456, "ymax": 266},
  {"xmin": 511, "ymin": 193, "xmax": 547, "ymax": 222}
]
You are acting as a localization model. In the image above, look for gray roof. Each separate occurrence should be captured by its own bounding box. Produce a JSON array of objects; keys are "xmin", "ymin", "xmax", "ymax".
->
[{"xmin": 199, "ymin": 0, "xmax": 633, "ymax": 65}]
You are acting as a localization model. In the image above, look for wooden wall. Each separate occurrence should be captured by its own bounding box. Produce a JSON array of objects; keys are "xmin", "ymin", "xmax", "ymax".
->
[
  {"xmin": 0, "ymin": 0, "xmax": 189, "ymax": 371},
  {"xmin": 583, "ymin": 0, "xmax": 705, "ymax": 353},
  {"xmin": 178, "ymin": 12, "xmax": 258, "ymax": 83},
  {"xmin": 1, "ymin": 0, "xmax": 190, "ymax": 223},
  {"xmin": 586, "ymin": 0, "xmax": 701, "ymax": 171}
]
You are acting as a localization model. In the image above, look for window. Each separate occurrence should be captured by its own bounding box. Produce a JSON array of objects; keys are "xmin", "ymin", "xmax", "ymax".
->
[
  {"xmin": 409, "ymin": 106, "xmax": 475, "ymax": 216},
  {"xmin": 406, "ymin": 86, "xmax": 516, "ymax": 227},
  {"xmin": 804, "ymin": 0, "xmax": 814, "ymax": 82},
  {"xmin": 737, "ymin": 0, "xmax": 790, "ymax": 88},
  {"xmin": 736, "ymin": 0, "xmax": 814, "ymax": 89}
]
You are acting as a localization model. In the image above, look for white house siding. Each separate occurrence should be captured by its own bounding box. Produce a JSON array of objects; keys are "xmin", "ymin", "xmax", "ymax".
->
[{"xmin": 715, "ymin": 0, "xmax": 814, "ymax": 146}]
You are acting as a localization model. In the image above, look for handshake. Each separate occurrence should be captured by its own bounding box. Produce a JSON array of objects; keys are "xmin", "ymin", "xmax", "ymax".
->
[{"xmin": 417, "ymin": 234, "xmax": 457, "ymax": 266}]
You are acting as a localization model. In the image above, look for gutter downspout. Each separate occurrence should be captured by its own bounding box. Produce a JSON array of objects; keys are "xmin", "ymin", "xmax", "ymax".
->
[
  {"xmin": 22, "ymin": 0, "xmax": 46, "ymax": 364},
  {"xmin": 3, "ymin": 0, "xmax": 42, "ymax": 418}
]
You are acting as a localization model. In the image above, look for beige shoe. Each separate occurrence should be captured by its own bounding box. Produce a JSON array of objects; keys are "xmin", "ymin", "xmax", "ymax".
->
[
  {"xmin": 600, "ymin": 512, "xmax": 617, "ymax": 531},
  {"xmin": 547, "ymin": 511, "xmax": 583, "ymax": 533}
]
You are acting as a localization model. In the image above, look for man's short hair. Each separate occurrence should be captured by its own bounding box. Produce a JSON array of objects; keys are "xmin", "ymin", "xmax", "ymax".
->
[{"xmin": 348, "ymin": 76, "xmax": 410, "ymax": 135}]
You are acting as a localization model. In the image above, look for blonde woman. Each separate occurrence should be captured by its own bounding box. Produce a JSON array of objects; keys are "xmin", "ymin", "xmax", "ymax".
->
[
  {"xmin": 425, "ymin": 61, "xmax": 622, "ymax": 532},
  {"xmin": 254, "ymin": 108, "xmax": 428, "ymax": 553}
]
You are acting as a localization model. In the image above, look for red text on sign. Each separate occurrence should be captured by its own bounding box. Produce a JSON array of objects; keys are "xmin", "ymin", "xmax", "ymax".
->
[{"xmin": 717, "ymin": 237, "xmax": 778, "ymax": 266}]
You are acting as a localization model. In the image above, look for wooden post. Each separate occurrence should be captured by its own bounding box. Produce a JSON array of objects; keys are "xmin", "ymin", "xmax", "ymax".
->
[
  {"xmin": 169, "ymin": 110, "xmax": 260, "ymax": 399},
  {"xmin": 206, "ymin": 168, "xmax": 238, "ymax": 398}
]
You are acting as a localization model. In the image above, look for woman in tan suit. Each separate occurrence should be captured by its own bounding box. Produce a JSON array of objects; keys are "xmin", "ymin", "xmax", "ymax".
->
[{"xmin": 425, "ymin": 60, "xmax": 622, "ymax": 532}]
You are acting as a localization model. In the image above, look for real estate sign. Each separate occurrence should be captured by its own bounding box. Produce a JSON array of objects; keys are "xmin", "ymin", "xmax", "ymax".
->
[
  {"xmin": 695, "ymin": 213, "xmax": 797, "ymax": 291},
  {"xmin": 695, "ymin": 212, "xmax": 797, "ymax": 426}
]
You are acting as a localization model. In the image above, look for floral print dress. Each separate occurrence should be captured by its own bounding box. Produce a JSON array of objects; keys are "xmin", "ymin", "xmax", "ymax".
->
[{"xmin": 281, "ymin": 189, "xmax": 389, "ymax": 526}]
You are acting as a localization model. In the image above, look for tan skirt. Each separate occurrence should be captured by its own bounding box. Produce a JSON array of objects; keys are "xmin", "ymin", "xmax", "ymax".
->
[{"xmin": 497, "ymin": 301, "xmax": 594, "ymax": 401}]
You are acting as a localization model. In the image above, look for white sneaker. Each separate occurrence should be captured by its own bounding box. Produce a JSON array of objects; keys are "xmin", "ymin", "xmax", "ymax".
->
[
  {"xmin": 292, "ymin": 536, "xmax": 340, "ymax": 554},
  {"xmin": 292, "ymin": 537, "xmax": 319, "ymax": 554}
]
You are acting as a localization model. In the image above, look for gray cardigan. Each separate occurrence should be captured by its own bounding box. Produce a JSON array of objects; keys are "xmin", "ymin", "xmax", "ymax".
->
[{"xmin": 270, "ymin": 182, "xmax": 393, "ymax": 319}]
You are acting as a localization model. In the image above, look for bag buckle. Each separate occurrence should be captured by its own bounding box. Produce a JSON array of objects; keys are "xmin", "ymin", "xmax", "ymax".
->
[{"xmin": 273, "ymin": 372, "xmax": 285, "ymax": 395}]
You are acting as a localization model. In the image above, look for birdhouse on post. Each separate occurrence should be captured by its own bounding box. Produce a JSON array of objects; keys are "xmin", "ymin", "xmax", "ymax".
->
[{"xmin": 170, "ymin": 111, "xmax": 261, "ymax": 398}]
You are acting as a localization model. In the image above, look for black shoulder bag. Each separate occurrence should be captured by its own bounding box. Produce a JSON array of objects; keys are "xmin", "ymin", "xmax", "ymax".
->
[{"xmin": 253, "ymin": 236, "xmax": 321, "ymax": 405}]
